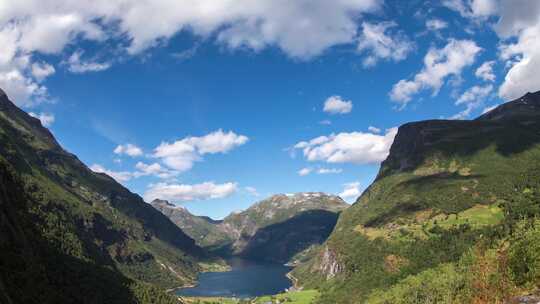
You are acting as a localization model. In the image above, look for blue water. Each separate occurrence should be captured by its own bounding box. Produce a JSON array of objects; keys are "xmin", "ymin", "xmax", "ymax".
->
[{"xmin": 176, "ymin": 258, "xmax": 292, "ymax": 298}]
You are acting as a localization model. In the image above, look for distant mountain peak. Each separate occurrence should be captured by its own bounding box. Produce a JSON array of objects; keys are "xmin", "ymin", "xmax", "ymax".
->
[{"xmin": 151, "ymin": 199, "xmax": 181, "ymax": 209}]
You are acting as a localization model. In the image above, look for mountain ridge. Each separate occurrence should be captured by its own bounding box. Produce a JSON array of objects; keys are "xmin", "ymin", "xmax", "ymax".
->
[{"xmin": 151, "ymin": 192, "xmax": 349, "ymax": 263}]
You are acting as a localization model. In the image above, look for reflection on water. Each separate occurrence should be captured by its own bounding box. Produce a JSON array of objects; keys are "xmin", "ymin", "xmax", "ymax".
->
[{"xmin": 177, "ymin": 258, "xmax": 292, "ymax": 298}]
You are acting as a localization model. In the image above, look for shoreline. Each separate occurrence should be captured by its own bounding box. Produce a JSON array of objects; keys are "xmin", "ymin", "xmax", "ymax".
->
[{"xmin": 286, "ymin": 271, "xmax": 301, "ymax": 291}]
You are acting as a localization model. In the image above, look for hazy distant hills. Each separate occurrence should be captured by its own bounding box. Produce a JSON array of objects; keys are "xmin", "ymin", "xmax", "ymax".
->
[
  {"xmin": 152, "ymin": 192, "xmax": 349, "ymax": 263},
  {"xmin": 0, "ymin": 88, "xmax": 205, "ymax": 303},
  {"xmin": 292, "ymin": 91, "xmax": 540, "ymax": 303}
]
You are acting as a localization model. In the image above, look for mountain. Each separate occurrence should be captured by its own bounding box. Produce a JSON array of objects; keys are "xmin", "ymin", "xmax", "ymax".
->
[
  {"xmin": 152, "ymin": 192, "xmax": 349, "ymax": 263},
  {"xmin": 0, "ymin": 89, "xmax": 206, "ymax": 303},
  {"xmin": 150, "ymin": 199, "xmax": 232, "ymax": 250},
  {"xmin": 292, "ymin": 91, "xmax": 540, "ymax": 303}
]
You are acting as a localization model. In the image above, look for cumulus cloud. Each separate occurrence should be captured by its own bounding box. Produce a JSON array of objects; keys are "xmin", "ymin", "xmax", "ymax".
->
[
  {"xmin": 357, "ymin": 22, "xmax": 413, "ymax": 67},
  {"xmin": 143, "ymin": 181, "xmax": 238, "ymax": 203},
  {"xmin": 390, "ymin": 39, "xmax": 482, "ymax": 106},
  {"xmin": 426, "ymin": 19, "xmax": 448, "ymax": 31},
  {"xmin": 496, "ymin": 1, "xmax": 540, "ymax": 100},
  {"xmin": 323, "ymin": 96, "xmax": 353, "ymax": 114},
  {"xmin": 65, "ymin": 50, "xmax": 111, "ymax": 73},
  {"xmin": 339, "ymin": 182, "xmax": 361, "ymax": 202},
  {"xmin": 90, "ymin": 164, "xmax": 134, "ymax": 183},
  {"xmin": 293, "ymin": 127, "xmax": 398, "ymax": 164},
  {"xmin": 114, "ymin": 143, "xmax": 143, "ymax": 157},
  {"xmin": 153, "ymin": 130, "xmax": 248, "ymax": 171},
  {"xmin": 28, "ymin": 112, "xmax": 55, "ymax": 126},
  {"xmin": 452, "ymin": 84, "xmax": 493, "ymax": 119},
  {"xmin": 475, "ymin": 61, "xmax": 496, "ymax": 82},
  {"xmin": 0, "ymin": 0, "xmax": 382, "ymax": 105},
  {"xmin": 298, "ymin": 167, "xmax": 313, "ymax": 176}
]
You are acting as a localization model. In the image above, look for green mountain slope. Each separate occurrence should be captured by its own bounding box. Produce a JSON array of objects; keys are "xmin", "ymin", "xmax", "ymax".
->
[
  {"xmin": 293, "ymin": 91, "xmax": 540, "ymax": 303},
  {"xmin": 152, "ymin": 193, "xmax": 349, "ymax": 263},
  {"xmin": 0, "ymin": 89, "xmax": 204, "ymax": 303}
]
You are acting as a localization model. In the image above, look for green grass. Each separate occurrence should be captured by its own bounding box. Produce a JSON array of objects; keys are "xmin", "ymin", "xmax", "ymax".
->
[
  {"xmin": 254, "ymin": 290, "xmax": 320, "ymax": 304},
  {"xmin": 430, "ymin": 204, "xmax": 504, "ymax": 228},
  {"xmin": 182, "ymin": 296, "xmax": 241, "ymax": 304},
  {"xmin": 182, "ymin": 290, "xmax": 320, "ymax": 304}
]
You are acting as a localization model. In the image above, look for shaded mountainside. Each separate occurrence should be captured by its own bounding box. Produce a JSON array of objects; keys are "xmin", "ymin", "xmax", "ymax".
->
[
  {"xmin": 152, "ymin": 193, "xmax": 349, "ymax": 263},
  {"xmin": 0, "ymin": 89, "xmax": 205, "ymax": 303},
  {"xmin": 293, "ymin": 91, "xmax": 540, "ymax": 303}
]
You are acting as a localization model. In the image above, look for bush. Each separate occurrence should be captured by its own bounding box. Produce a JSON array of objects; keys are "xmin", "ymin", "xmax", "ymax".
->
[{"xmin": 508, "ymin": 218, "xmax": 540, "ymax": 287}]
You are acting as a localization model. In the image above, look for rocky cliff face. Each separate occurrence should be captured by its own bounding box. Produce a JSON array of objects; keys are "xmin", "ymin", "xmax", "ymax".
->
[{"xmin": 152, "ymin": 192, "xmax": 349, "ymax": 263}]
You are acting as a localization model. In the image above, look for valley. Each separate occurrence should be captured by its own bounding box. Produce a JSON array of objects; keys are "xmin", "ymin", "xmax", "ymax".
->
[{"xmin": 1, "ymin": 86, "xmax": 540, "ymax": 304}]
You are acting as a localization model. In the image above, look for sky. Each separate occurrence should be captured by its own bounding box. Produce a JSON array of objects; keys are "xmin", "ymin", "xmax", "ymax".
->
[{"xmin": 1, "ymin": 0, "xmax": 539, "ymax": 219}]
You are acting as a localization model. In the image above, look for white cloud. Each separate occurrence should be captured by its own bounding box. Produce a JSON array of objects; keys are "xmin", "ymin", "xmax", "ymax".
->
[
  {"xmin": 0, "ymin": 25, "xmax": 50, "ymax": 107},
  {"xmin": 28, "ymin": 112, "xmax": 55, "ymax": 127},
  {"xmin": 114, "ymin": 143, "xmax": 143, "ymax": 157},
  {"xmin": 452, "ymin": 84, "xmax": 493, "ymax": 119},
  {"xmin": 245, "ymin": 186, "xmax": 259, "ymax": 197},
  {"xmin": 317, "ymin": 168, "xmax": 343, "ymax": 174},
  {"xmin": 31, "ymin": 62, "xmax": 55, "ymax": 82},
  {"xmin": 390, "ymin": 39, "xmax": 482, "ymax": 106},
  {"xmin": 368, "ymin": 126, "xmax": 381, "ymax": 133},
  {"xmin": 143, "ymin": 181, "xmax": 238, "ymax": 203},
  {"xmin": 134, "ymin": 161, "xmax": 178, "ymax": 179},
  {"xmin": 186, "ymin": 129, "xmax": 249, "ymax": 155},
  {"xmin": 442, "ymin": 0, "xmax": 498, "ymax": 19},
  {"xmin": 339, "ymin": 182, "xmax": 361, "ymax": 202},
  {"xmin": 90, "ymin": 164, "xmax": 134, "ymax": 183},
  {"xmin": 475, "ymin": 61, "xmax": 496, "ymax": 82},
  {"xmin": 426, "ymin": 19, "xmax": 448, "ymax": 31},
  {"xmin": 65, "ymin": 50, "xmax": 111, "ymax": 73},
  {"xmin": 91, "ymin": 161, "xmax": 178, "ymax": 183},
  {"xmin": 298, "ymin": 167, "xmax": 313, "ymax": 176},
  {"xmin": 323, "ymin": 96, "xmax": 353, "ymax": 114},
  {"xmin": 153, "ymin": 130, "xmax": 248, "ymax": 171},
  {"xmin": 495, "ymin": 1, "xmax": 540, "ymax": 100},
  {"xmin": 357, "ymin": 22, "xmax": 413, "ymax": 67},
  {"xmin": 0, "ymin": 0, "xmax": 382, "ymax": 105},
  {"xmin": 293, "ymin": 127, "xmax": 398, "ymax": 164},
  {"xmin": 456, "ymin": 84, "xmax": 493, "ymax": 105}
]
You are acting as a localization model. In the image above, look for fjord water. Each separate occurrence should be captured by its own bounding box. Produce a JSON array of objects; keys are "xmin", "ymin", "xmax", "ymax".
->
[{"xmin": 177, "ymin": 258, "xmax": 292, "ymax": 298}]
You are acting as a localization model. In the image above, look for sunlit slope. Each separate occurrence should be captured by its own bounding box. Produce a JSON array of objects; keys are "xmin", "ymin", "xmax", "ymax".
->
[{"xmin": 293, "ymin": 91, "xmax": 540, "ymax": 303}]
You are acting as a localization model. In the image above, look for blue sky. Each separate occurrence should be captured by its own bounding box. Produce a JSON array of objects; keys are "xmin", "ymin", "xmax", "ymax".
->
[{"xmin": 2, "ymin": 0, "xmax": 539, "ymax": 218}]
